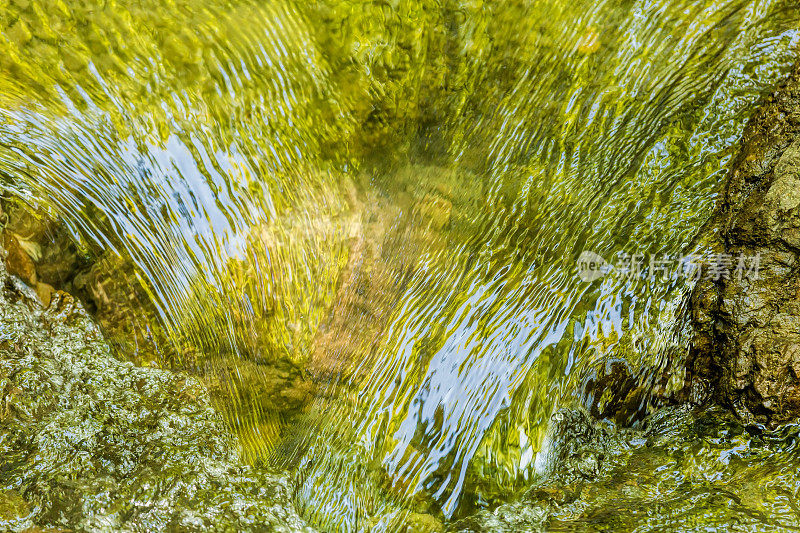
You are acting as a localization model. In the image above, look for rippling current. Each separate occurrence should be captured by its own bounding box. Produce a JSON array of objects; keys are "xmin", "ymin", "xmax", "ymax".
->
[{"xmin": 1, "ymin": 0, "xmax": 800, "ymax": 530}]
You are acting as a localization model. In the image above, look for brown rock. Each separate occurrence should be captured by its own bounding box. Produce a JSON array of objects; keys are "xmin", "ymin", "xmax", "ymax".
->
[
  {"xmin": 577, "ymin": 27, "xmax": 601, "ymax": 55},
  {"xmin": 35, "ymin": 282, "xmax": 54, "ymax": 308},
  {"xmin": 3, "ymin": 233, "xmax": 37, "ymax": 285},
  {"xmin": 686, "ymin": 62, "xmax": 800, "ymax": 425}
]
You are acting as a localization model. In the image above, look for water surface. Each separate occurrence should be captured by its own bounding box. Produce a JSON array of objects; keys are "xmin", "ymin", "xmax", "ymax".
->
[{"xmin": 1, "ymin": 0, "xmax": 799, "ymax": 529}]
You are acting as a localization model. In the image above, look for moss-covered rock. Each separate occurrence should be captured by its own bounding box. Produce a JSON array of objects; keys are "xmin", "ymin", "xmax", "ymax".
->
[
  {"xmin": 0, "ymin": 186, "xmax": 353, "ymax": 459},
  {"xmin": 687, "ymin": 62, "xmax": 800, "ymax": 426},
  {"xmin": 0, "ymin": 247, "xmax": 316, "ymax": 532},
  {"xmin": 455, "ymin": 406, "xmax": 800, "ymax": 532}
]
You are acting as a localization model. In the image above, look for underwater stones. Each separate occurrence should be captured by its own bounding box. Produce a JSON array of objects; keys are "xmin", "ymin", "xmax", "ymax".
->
[
  {"xmin": 0, "ymin": 182, "xmax": 350, "ymax": 448},
  {"xmin": 576, "ymin": 27, "xmax": 601, "ymax": 55},
  {"xmin": 533, "ymin": 409, "xmax": 607, "ymax": 483},
  {"xmin": 6, "ymin": 19, "xmax": 32, "ymax": 46},
  {"xmin": 580, "ymin": 358, "xmax": 648, "ymax": 425},
  {"xmin": 0, "ymin": 201, "xmax": 83, "ymax": 310},
  {"xmin": 60, "ymin": 46, "xmax": 87, "ymax": 72},
  {"xmin": 3, "ymin": 232, "xmax": 36, "ymax": 285},
  {"xmin": 33, "ymin": 280, "xmax": 53, "ymax": 307},
  {"xmin": 459, "ymin": 405, "xmax": 800, "ymax": 531},
  {"xmin": 397, "ymin": 511, "xmax": 445, "ymax": 533},
  {"xmin": 69, "ymin": 249, "xmax": 170, "ymax": 365},
  {"xmin": 0, "ymin": 250, "xmax": 316, "ymax": 531},
  {"xmin": 414, "ymin": 193, "xmax": 452, "ymax": 231},
  {"xmin": 206, "ymin": 356, "xmax": 314, "ymax": 416},
  {"xmin": 0, "ymin": 198, "xmax": 176, "ymax": 364},
  {"xmin": 687, "ymin": 62, "xmax": 800, "ymax": 425},
  {"xmin": 26, "ymin": 3, "xmax": 58, "ymax": 43},
  {"xmin": 34, "ymin": 233, "xmax": 80, "ymax": 287}
]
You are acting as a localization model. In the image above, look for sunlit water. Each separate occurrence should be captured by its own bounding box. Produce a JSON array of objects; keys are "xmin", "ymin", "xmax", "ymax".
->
[{"xmin": 1, "ymin": 0, "xmax": 799, "ymax": 530}]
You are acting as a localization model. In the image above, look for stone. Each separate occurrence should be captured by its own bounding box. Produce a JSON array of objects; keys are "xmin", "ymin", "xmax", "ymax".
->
[
  {"xmin": 0, "ymin": 248, "xmax": 317, "ymax": 531},
  {"xmin": 414, "ymin": 193, "xmax": 452, "ymax": 231},
  {"xmin": 399, "ymin": 511, "xmax": 445, "ymax": 533},
  {"xmin": 685, "ymin": 62, "xmax": 800, "ymax": 426},
  {"xmin": 580, "ymin": 358, "xmax": 645, "ymax": 424},
  {"xmin": 34, "ymin": 281, "xmax": 54, "ymax": 308},
  {"xmin": 2, "ymin": 201, "xmax": 52, "ymax": 242},
  {"xmin": 533, "ymin": 408, "xmax": 607, "ymax": 483},
  {"xmin": 61, "ymin": 46, "xmax": 88, "ymax": 72},
  {"xmin": 6, "ymin": 19, "xmax": 32, "ymax": 46},
  {"xmin": 3, "ymin": 232, "xmax": 37, "ymax": 285},
  {"xmin": 0, "ymin": 490, "xmax": 31, "ymax": 530},
  {"xmin": 577, "ymin": 27, "xmax": 601, "ymax": 55}
]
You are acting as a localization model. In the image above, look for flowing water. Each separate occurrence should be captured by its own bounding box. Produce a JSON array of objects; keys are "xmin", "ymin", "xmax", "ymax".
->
[{"xmin": 1, "ymin": 0, "xmax": 800, "ymax": 530}]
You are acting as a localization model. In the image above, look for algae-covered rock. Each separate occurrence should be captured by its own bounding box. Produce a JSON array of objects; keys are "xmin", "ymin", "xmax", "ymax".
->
[
  {"xmin": 70, "ymin": 249, "xmax": 172, "ymax": 364},
  {"xmin": 396, "ymin": 511, "xmax": 445, "ymax": 533},
  {"xmin": 0, "ymin": 197, "xmax": 171, "ymax": 366},
  {"xmin": 0, "ymin": 250, "xmax": 316, "ymax": 532},
  {"xmin": 0, "ymin": 189, "xmax": 348, "ymax": 458},
  {"xmin": 579, "ymin": 358, "xmax": 650, "ymax": 425},
  {"xmin": 687, "ymin": 62, "xmax": 800, "ymax": 426},
  {"xmin": 455, "ymin": 406, "xmax": 800, "ymax": 532},
  {"xmin": 532, "ymin": 409, "xmax": 608, "ymax": 483}
]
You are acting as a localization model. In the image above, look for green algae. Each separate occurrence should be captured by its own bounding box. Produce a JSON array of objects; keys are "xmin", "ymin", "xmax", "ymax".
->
[{"xmin": 0, "ymin": 490, "xmax": 31, "ymax": 531}]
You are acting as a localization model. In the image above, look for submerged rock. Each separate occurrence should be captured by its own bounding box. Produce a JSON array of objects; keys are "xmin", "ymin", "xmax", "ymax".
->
[
  {"xmin": 687, "ymin": 62, "xmax": 800, "ymax": 426},
  {"xmin": 454, "ymin": 405, "xmax": 800, "ymax": 532},
  {"xmin": 532, "ymin": 409, "xmax": 608, "ymax": 483},
  {"xmin": 579, "ymin": 358, "xmax": 649, "ymax": 425},
  {"xmin": 3, "ymin": 232, "xmax": 37, "ymax": 285},
  {"xmin": 0, "ymin": 198, "xmax": 172, "ymax": 366},
  {"xmin": 0, "ymin": 253, "xmax": 315, "ymax": 532},
  {"xmin": 0, "ymin": 490, "xmax": 31, "ymax": 531},
  {"xmin": 0, "ymin": 188, "xmax": 349, "ymax": 458}
]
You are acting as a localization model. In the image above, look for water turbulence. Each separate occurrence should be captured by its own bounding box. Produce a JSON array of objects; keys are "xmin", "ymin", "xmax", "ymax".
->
[{"xmin": 0, "ymin": 0, "xmax": 799, "ymax": 529}]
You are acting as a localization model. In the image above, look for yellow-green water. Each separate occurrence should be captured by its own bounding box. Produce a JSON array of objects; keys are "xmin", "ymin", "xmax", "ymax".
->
[{"xmin": 1, "ymin": 0, "xmax": 799, "ymax": 530}]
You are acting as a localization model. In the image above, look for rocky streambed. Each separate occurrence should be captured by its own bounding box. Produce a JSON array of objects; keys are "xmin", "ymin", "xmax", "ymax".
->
[
  {"xmin": 3, "ymin": 57, "xmax": 800, "ymax": 533},
  {"xmin": 4, "ymin": 237, "xmax": 800, "ymax": 532}
]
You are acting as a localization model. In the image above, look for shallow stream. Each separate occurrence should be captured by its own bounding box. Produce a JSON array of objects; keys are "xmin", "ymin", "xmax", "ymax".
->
[{"xmin": 1, "ymin": 0, "xmax": 800, "ymax": 530}]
